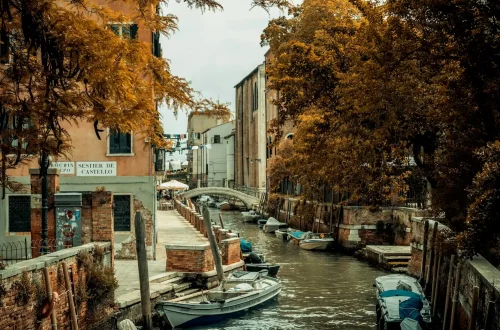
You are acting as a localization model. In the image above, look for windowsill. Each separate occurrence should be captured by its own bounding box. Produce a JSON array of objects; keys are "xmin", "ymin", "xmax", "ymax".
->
[
  {"xmin": 6, "ymin": 232, "xmax": 30, "ymax": 236},
  {"xmin": 106, "ymin": 153, "xmax": 135, "ymax": 157}
]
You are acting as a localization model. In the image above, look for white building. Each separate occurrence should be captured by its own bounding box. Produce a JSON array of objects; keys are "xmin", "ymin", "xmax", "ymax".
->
[{"xmin": 201, "ymin": 121, "xmax": 235, "ymax": 186}]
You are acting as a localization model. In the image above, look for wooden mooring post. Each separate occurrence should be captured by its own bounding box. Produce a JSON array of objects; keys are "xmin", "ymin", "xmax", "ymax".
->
[
  {"xmin": 43, "ymin": 267, "xmax": 58, "ymax": 330},
  {"xmin": 442, "ymin": 255, "xmax": 456, "ymax": 330},
  {"xmin": 420, "ymin": 220, "xmax": 430, "ymax": 283},
  {"xmin": 203, "ymin": 205, "xmax": 224, "ymax": 283},
  {"xmin": 426, "ymin": 222, "xmax": 439, "ymax": 292},
  {"xmin": 449, "ymin": 262, "xmax": 462, "ymax": 330},
  {"xmin": 432, "ymin": 245, "xmax": 442, "ymax": 318},
  {"xmin": 135, "ymin": 212, "xmax": 152, "ymax": 330},
  {"xmin": 468, "ymin": 286, "xmax": 480, "ymax": 330},
  {"xmin": 62, "ymin": 262, "xmax": 78, "ymax": 330}
]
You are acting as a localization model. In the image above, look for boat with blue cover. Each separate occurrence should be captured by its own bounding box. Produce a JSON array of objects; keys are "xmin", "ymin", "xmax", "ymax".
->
[
  {"xmin": 374, "ymin": 274, "xmax": 431, "ymax": 330},
  {"xmin": 156, "ymin": 271, "xmax": 281, "ymax": 328},
  {"xmin": 240, "ymin": 238, "xmax": 253, "ymax": 253}
]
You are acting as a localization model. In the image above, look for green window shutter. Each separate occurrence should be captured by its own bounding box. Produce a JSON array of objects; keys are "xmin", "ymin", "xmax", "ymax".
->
[
  {"xmin": 130, "ymin": 24, "xmax": 138, "ymax": 39},
  {"xmin": 110, "ymin": 24, "xmax": 120, "ymax": 36}
]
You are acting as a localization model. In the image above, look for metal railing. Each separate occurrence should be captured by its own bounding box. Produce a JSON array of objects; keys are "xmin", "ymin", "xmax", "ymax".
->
[
  {"xmin": 0, "ymin": 239, "xmax": 30, "ymax": 266},
  {"xmin": 0, "ymin": 238, "xmax": 78, "ymax": 267}
]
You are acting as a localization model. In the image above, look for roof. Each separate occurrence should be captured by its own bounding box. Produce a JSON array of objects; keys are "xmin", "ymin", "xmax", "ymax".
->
[
  {"xmin": 234, "ymin": 62, "xmax": 265, "ymax": 88},
  {"xmin": 201, "ymin": 120, "xmax": 235, "ymax": 134}
]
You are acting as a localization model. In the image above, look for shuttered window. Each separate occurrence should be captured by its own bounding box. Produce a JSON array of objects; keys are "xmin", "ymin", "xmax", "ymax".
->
[
  {"xmin": 114, "ymin": 195, "xmax": 131, "ymax": 232},
  {"xmin": 8, "ymin": 196, "xmax": 31, "ymax": 232},
  {"xmin": 109, "ymin": 130, "xmax": 132, "ymax": 154},
  {"xmin": 110, "ymin": 24, "xmax": 138, "ymax": 39}
]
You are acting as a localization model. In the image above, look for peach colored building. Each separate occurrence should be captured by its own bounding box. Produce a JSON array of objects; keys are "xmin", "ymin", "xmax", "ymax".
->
[{"xmin": 0, "ymin": 1, "xmax": 163, "ymax": 260}]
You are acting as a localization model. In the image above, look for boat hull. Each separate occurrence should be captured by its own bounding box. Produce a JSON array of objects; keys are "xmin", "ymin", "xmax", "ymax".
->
[
  {"xmin": 245, "ymin": 264, "xmax": 280, "ymax": 277},
  {"xmin": 299, "ymin": 240, "xmax": 334, "ymax": 251},
  {"xmin": 157, "ymin": 279, "xmax": 281, "ymax": 328},
  {"xmin": 275, "ymin": 230, "xmax": 289, "ymax": 241}
]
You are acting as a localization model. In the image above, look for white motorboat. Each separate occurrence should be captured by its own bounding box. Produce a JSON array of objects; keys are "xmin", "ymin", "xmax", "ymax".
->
[
  {"xmin": 241, "ymin": 210, "xmax": 260, "ymax": 223},
  {"xmin": 299, "ymin": 232, "xmax": 335, "ymax": 251},
  {"xmin": 156, "ymin": 271, "xmax": 281, "ymax": 328},
  {"xmin": 374, "ymin": 274, "xmax": 431, "ymax": 330},
  {"xmin": 262, "ymin": 217, "xmax": 287, "ymax": 233}
]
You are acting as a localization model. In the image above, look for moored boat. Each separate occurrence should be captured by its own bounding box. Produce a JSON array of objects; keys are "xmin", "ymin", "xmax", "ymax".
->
[
  {"xmin": 374, "ymin": 274, "xmax": 431, "ymax": 330},
  {"xmin": 156, "ymin": 271, "xmax": 281, "ymax": 328},
  {"xmin": 299, "ymin": 233, "xmax": 335, "ymax": 251},
  {"xmin": 262, "ymin": 217, "xmax": 287, "ymax": 233},
  {"xmin": 257, "ymin": 219, "xmax": 267, "ymax": 228},
  {"xmin": 288, "ymin": 231, "xmax": 311, "ymax": 245},
  {"xmin": 241, "ymin": 210, "xmax": 260, "ymax": 223},
  {"xmin": 275, "ymin": 228, "xmax": 299, "ymax": 241},
  {"xmin": 244, "ymin": 252, "xmax": 280, "ymax": 277}
]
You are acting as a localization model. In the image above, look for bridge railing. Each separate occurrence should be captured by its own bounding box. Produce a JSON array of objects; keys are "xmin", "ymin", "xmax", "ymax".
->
[
  {"xmin": 193, "ymin": 180, "xmax": 262, "ymax": 199},
  {"xmin": 228, "ymin": 182, "xmax": 261, "ymax": 198}
]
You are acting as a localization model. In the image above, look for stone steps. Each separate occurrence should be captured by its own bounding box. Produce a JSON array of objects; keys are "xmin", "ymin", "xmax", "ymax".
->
[
  {"xmin": 150, "ymin": 272, "xmax": 180, "ymax": 283},
  {"xmin": 174, "ymin": 288, "xmax": 201, "ymax": 298},
  {"xmin": 173, "ymin": 281, "xmax": 193, "ymax": 293}
]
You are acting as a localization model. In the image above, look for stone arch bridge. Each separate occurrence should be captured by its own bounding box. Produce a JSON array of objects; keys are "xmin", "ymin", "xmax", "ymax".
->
[{"xmin": 180, "ymin": 187, "xmax": 261, "ymax": 209}]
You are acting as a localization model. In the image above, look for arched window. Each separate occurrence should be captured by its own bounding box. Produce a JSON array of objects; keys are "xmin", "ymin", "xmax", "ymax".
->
[{"xmin": 285, "ymin": 133, "xmax": 294, "ymax": 140}]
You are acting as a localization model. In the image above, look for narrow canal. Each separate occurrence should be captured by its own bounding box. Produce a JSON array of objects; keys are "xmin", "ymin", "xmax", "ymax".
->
[{"xmin": 191, "ymin": 209, "xmax": 387, "ymax": 330}]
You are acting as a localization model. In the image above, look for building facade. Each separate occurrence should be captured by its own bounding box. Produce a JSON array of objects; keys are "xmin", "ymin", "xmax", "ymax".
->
[
  {"xmin": 265, "ymin": 50, "xmax": 296, "ymax": 195},
  {"xmin": 234, "ymin": 63, "xmax": 267, "ymax": 194},
  {"xmin": 201, "ymin": 121, "xmax": 235, "ymax": 186},
  {"xmin": 0, "ymin": 1, "xmax": 163, "ymax": 260},
  {"xmin": 187, "ymin": 112, "xmax": 226, "ymax": 186}
]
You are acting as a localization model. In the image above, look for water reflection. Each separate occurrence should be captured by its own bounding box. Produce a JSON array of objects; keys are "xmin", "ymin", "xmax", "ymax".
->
[{"xmin": 189, "ymin": 210, "xmax": 386, "ymax": 330}]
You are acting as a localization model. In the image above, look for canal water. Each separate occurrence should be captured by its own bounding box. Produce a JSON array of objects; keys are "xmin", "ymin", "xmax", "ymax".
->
[{"xmin": 189, "ymin": 209, "xmax": 387, "ymax": 330}]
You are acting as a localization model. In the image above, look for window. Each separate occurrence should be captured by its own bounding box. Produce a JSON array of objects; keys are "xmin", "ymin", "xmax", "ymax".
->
[
  {"xmin": 109, "ymin": 130, "xmax": 132, "ymax": 155},
  {"xmin": 286, "ymin": 133, "xmax": 294, "ymax": 140},
  {"xmin": 1, "ymin": 112, "xmax": 32, "ymax": 154},
  {"xmin": 110, "ymin": 24, "xmax": 138, "ymax": 39},
  {"xmin": 214, "ymin": 135, "xmax": 221, "ymax": 144},
  {"xmin": 114, "ymin": 195, "xmax": 131, "ymax": 231},
  {"xmin": 252, "ymin": 82, "xmax": 258, "ymax": 111},
  {"xmin": 195, "ymin": 133, "xmax": 201, "ymax": 140},
  {"xmin": 8, "ymin": 195, "xmax": 31, "ymax": 232}
]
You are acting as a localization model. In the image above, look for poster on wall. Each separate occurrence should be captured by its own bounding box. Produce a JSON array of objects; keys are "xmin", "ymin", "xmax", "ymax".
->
[{"xmin": 76, "ymin": 162, "xmax": 117, "ymax": 176}]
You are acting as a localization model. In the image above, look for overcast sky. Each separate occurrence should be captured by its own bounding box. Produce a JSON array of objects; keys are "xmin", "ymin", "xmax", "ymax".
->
[{"xmin": 159, "ymin": 0, "xmax": 284, "ymax": 134}]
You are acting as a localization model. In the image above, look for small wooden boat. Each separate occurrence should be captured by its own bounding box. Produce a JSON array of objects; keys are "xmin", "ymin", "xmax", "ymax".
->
[
  {"xmin": 275, "ymin": 228, "xmax": 298, "ymax": 241},
  {"xmin": 374, "ymin": 274, "xmax": 431, "ymax": 330},
  {"xmin": 245, "ymin": 264, "xmax": 280, "ymax": 277},
  {"xmin": 262, "ymin": 217, "xmax": 287, "ymax": 233},
  {"xmin": 156, "ymin": 271, "xmax": 281, "ymax": 328},
  {"xmin": 257, "ymin": 219, "xmax": 267, "ymax": 228},
  {"xmin": 288, "ymin": 231, "xmax": 311, "ymax": 245},
  {"xmin": 244, "ymin": 252, "xmax": 280, "ymax": 277},
  {"xmin": 218, "ymin": 202, "xmax": 232, "ymax": 210},
  {"xmin": 299, "ymin": 233, "xmax": 335, "ymax": 251}
]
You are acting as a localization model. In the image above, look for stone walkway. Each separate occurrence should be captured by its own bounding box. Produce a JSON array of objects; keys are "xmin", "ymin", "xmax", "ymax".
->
[{"xmin": 114, "ymin": 209, "xmax": 208, "ymax": 302}]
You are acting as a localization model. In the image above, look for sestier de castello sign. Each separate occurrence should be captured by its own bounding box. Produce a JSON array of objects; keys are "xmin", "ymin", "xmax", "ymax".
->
[{"xmin": 76, "ymin": 162, "xmax": 117, "ymax": 176}]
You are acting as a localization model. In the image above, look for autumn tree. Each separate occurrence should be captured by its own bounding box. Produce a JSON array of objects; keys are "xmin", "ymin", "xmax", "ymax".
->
[
  {"xmin": 0, "ymin": 0, "xmax": 224, "ymax": 192},
  {"xmin": 262, "ymin": 0, "xmax": 500, "ymax": 259}
]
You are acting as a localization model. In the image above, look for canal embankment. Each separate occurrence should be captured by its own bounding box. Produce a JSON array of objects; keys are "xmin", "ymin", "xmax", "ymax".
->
[{"xmin": 113, "ymin": 202, "xmax": 244, "ymax": 326}]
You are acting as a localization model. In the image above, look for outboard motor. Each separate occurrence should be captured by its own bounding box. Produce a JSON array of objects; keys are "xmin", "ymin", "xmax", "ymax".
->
[{"xmin": 244, "ymin": 252, "xmax": 263, "ymax": 264}]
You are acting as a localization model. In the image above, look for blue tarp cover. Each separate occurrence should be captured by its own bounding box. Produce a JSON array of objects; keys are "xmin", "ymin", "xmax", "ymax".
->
[
  {"xmin": 289, "ymin": 231, "xmax": 305, "ymax": 239},
  {"xmin": 240, "ymin": 238, "xmax": 252, "ymax": 253},
  {"xmin": 379, "ymin": 290, "xmax": 423, "ymax": 299},
  {"xmin": 399, "ymin": 296, "xmax": 424, "ymax": 324},
  {"xmin": 379, "ymin": 290, "xmax": 424, "ymax": 325}
]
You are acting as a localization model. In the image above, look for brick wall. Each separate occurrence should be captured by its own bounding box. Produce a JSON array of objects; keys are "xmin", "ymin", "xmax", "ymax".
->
[
  {"xmin": 221, "ymin": 238, "xmax": 241, "ymax": 265},
  {"xmin": 165, "ymin": 245, "xmax": 214, "ymax": 272},
  {"xmin": 0, "ymin": 243, "xmax": 112, "ymax": 330}
]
